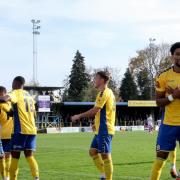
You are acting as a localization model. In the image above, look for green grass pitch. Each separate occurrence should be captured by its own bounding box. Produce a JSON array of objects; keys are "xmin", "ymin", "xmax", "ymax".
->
[{"xmin": 17, "ymin": 131, "xmax": 179, "ymax": 180}]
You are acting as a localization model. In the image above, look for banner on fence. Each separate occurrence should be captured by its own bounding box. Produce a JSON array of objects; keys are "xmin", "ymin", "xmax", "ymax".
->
[
  {"xmin": 38, "ymin": 95, "xmax": 51, "ymax": 112},
  {"xmin": 128, "ymin": 100, "xmax": 157, "ymax": 107},
  {"xmin": 46, "ymin": 126, "xmax": 145, "ymax": 134}
]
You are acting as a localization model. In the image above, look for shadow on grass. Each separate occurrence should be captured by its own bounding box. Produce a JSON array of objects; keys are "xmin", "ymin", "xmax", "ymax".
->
[
  {"xmin": 115, "ymin": 159, "xmax": 180, "ymax": 166},
  {"xmin": 114, "ymin": 161, "xmax": 153, "ymax": 166}
]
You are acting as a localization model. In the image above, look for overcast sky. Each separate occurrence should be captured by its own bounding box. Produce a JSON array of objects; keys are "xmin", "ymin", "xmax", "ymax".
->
[{"xmin": 0, "ymin": 0, "xmax": 180, "ymax": 90}]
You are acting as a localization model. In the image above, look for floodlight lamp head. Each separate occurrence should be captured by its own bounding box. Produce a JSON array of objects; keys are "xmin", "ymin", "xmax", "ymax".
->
[{"xmin": 149, "ymin": 38, "xmax": 156, "ymax": 42}]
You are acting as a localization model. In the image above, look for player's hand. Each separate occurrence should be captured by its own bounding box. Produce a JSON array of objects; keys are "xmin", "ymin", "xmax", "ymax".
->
[
  {"xmin": 91, "ymin": 124, "xmax": 96, "ymax": 132},
  {"xmin": 172, "ymin": 87, "xmax": 180, "ymax": 99},
  {"xmin": 71, "ymin": 114, "xmax": 81, "ymax": 122},
  {"xmin": 166, "ymin": 86, "xmax": 174, "ymax": 94}
]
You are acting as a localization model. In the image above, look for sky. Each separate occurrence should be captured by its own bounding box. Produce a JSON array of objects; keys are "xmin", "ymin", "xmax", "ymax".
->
[{"xmin": 0, "ymin": 0, "xmax": 180, "ymax": 90}]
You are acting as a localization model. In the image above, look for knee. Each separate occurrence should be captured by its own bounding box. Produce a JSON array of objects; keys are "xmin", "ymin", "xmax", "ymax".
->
[
  {"xmin": 11, "ymin": 151, "xmax": 20, "ymax": 159},
  {"xmin": 156, "ymin": 151, "xmax": 169, "ymax": 160},
  {"xmin": 101, "ymin": 153, "xmax": 110, "ymax": 160},
  {"xmin": 24, "ymin": 150, "xmax": 33, "ymax": 158},
  {"xmin": 5, "ymin": 153, "xmax": 11, "ymax": 159},
  {"xmin": 89, "ymin": 148, "xmax": 98, "ymax": 157}
]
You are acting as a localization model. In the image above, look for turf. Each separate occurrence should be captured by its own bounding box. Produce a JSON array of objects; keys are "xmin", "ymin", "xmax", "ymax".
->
[{"xmin": 17, "ymin": 131, "xmax": 179, "ymax": 180}]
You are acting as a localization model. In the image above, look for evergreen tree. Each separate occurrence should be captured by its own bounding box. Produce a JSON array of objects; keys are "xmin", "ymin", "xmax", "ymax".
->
[
  {"xmin": 119, "ymin": 68, "xmax": 138, "ymax": 101},
  {"xmin": 67, "ymin": 50, "xmax": 90, "ymax": 101},
  {"xmin": 137, "ymin": 68, "xmax": 151, "ymax": 100}
]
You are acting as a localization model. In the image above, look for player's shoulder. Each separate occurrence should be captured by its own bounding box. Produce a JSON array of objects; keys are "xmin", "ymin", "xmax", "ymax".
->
[
  {"xmin": 8, "ymin": 90, "xmax": 18, "ymax": 97},
  {"xmin": 98, "ymin": 88, "xmax": 109, "ymax": 98},
  {"xmin": 23, "ymin": 90, "xmax": 30, "ymax": 96},
  {"xmin": 157, "ymin": 66, "xmax": 173, "ymax": 78},
  {"xmin": 2, "ymin": 102, "xmax": 10, "ymax": 107},
  {"xmin": 0, "ymin": 102, "xmax": 10, "ymax": 112},
  {"xmin": 0, "ymin": 103, "xmax": 3, "ymax": 108},
  {"xmin": 107, "ymin": 87, "xmax": 114, "ymax": 95},
  {"xmin": 10, "ymin": 89, "xmax": 23, "ymax": 94},
  {"xmin": 104, "ymin": 88, "xmax": 114, "ymax": 98}
]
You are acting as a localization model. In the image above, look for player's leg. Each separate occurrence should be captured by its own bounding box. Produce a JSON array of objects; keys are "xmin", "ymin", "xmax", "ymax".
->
[
  {"xmin": 0, "ymin": 140, "xmax": 5, "ymax": 179},
  {"xmin": 9, "ymin": 151, "xmax": 20, "ymax": 180},
  {"xmin": 149, "ymin": 124, "xmax": 153, "ymax": 133},
  {"xmin": 150, "ymin": 124, "xmax": 177, "ymax": 180},
  {"xmin": 9, "ymin": 133, "xmax": 27, "ymax": 180},
  {"xmin": 10, "ymin": 151, "xmax": 20, "ymax": 180},
  {"xmin": 0, "ymin": 155, "xmax": 5, "ymax": 179},
  {"xmin": 169, "ymin": 148, "xmax": 178, "ymax": 178},
  {"xmin": 2, "ymin": 139, "xmax": 12, "ymax": 180},
  {"xmin": 24, "ymin": 135, "xmax": 39, "ymax": 180},
  {"xmin": 5, "ymin": 153, "xmax": 11, "ymax": 180},
  {"xmin": 0, "ymin": 157, "xmax": 5, "ymax": 180},
  {"xmin": 175, "ymin": 128, "xmax": 180, "ymax": 179},
  {"xmin": 89, "ymin": 135, "xmax": 105, "ymax": 179},
  {"xmin": 99, "ymin": 135, "xmax": 113, "ymax": 180},
  {"xmin": 101, "ymin": 153, "xmax": 113, "ymax": 180},
  {"xmin": 151, "ymin": 151, "xmax": 169, "ymax": 180}
]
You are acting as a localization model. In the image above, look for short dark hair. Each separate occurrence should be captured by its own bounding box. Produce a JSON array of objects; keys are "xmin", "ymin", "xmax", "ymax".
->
[
  {"xmin": 0, "ymin": 86, "xmax": 7, "ymax": 93},
  {"xmin": 13, "ymin": 76, "xmax": 25, "ymax": 85},
  {"xmin": 170, "ymin": 42, "xmax": 180, "ymax": 55},
  {"xmin": 96, "ymin": 71, "xmax": 110, "ymax": 83}
]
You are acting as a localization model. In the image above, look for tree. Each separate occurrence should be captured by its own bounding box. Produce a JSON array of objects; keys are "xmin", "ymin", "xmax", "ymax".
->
[
  {"xmin": 129, "ymin": 43, "xmax": 171, "ymax": 77},
  {"xmin": 67, "ymin": 50, "xmax": 90, "ymax": 101},
  {"xmin": 129, "ymin": 43, "xmax": 172, "ymax": 99},
  {"xmin": 61, "ymin": 76, "xmax": 69, "ymax": 101},
  {"xmin": 137, "ymin": 68, "xmax": 151, "ymax": 100},
  {"xmin": 119, "ymin": 68, "xmax": 138, "ymax": 101}
]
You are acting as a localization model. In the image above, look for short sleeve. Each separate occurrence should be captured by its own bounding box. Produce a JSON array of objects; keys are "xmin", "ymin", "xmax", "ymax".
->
[
  {"xmin": 156, "ymin": 73, "xmax": 166, "ymax": 92},
  {"xmin": 95, "ymin": 90, "xmax": 109, "ymax": 109},
  {"xmin": 2, "ymin": 103, "xmax": 11, "ymax": 112},
  {"xmin": 9, "ymin": 91, "xmax": 18, "ymax": 104}
]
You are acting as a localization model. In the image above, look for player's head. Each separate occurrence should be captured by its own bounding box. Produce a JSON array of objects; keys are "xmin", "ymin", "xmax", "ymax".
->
[
  {"xmin": 12, "ymin": 76, "xmax": 25, "ymax": 90},
  {"xmin": 94, "ymin": 71, "xmax": 110, "ymax": 89},
  {"xmin": 170, "ymin": 42, "xmax": 180, "ymax": 68},
  {"xmin": 0, "ymin": 86, "xmax": 7, "ymax": 96}
]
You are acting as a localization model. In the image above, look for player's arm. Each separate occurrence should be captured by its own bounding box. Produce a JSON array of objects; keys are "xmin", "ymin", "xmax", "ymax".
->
[
  {"xmin": 72, "ymin": 90, "xmax": 109, "ymax": 122},
  {"xmin": 2, "ymin": 104, "xmax": 14, "ymax": 118},
  {"xmin": 155, "ymin": 73, "xmax": 173, "ymax": 107},
  {"xmin": 156, "ymin": 91, "xmax": 171, "ymax": 107},
  {"xmin": 171, "ymin": 87, "xmax": 180, "ymax": 99},
  {"xmin": 71, "ymin": 107, "xmax": 100, "ymax": 122},
  {"xmin": 0, "ymin": 95, "xmax": 11, "ymax": 103},
  {"xmin": 7, "ymin": 109, "xmax": 14, "ymax": 118},
  {"xmin": 80, "ymin": 107, "xmax": 100, "ymax": 118},
  {"xmin": 32, "ymin": 99, "xmax": 37, "ymax": 119},
  {"xmin": 156, "ymin": 85, "xmax": 180, "ymax": 107}
]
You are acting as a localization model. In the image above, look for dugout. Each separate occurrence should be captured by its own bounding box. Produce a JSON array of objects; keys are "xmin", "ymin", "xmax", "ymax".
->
[{"xmin": 56, "ymin": 101, "xmax": 160, "ymax": 127}]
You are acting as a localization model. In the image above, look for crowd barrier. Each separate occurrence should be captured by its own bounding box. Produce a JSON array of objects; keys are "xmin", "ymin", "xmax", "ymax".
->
[{"xmin": 46, "ymin": 126, "xmax": 145, "ymax": 134}]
